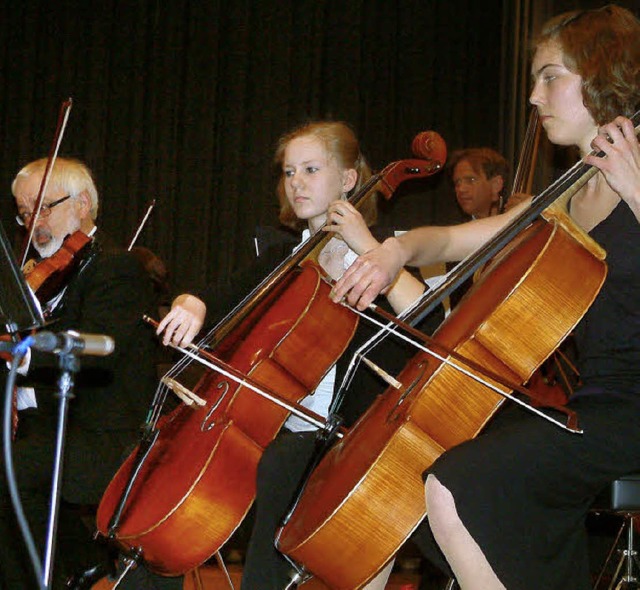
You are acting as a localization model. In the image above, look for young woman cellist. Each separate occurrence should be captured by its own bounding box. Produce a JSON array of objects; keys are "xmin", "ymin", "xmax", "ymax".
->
[
  {"xmin": 333, "ymin": 5, "xmax": 640, "ymax": 589},
  {"xmin": 154, "ymin": 120, "xmax": 441, "ymax": 590}
]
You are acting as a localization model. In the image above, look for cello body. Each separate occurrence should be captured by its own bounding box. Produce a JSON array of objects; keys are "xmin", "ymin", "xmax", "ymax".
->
[
  {"xmin": 96, "ymin": 262, "xmax": 358, "ymax": 574},
  {"xmin": 277, "ymin": 218, "xmax": 607, "ymax": 589}
]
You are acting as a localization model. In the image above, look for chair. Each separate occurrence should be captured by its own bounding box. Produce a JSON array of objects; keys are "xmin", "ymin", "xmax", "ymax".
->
[{"xmin": 593, "ymin": 473, "xmax": 640, "ymax": 589}]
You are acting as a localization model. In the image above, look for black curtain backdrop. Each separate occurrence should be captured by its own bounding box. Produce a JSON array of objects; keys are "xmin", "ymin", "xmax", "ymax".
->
[
  {"xmin": 0, "ymin": 0, "xmax": 510, "ymax": 295},
  {"xmin": 2, "ymin": 0, "xmax": 635, "ymax": 295}
]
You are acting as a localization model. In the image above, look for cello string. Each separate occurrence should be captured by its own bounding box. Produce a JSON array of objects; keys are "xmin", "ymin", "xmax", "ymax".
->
[
  {"xmin": 335, "ymin": 272, "xmax": 447, "ymax": 394},
  {"xmin": 509, "ymin": 108, "xmax": 541, "ymax": 205},
  {"xmin": 147, "ymin": 318, "xmax": 241, "ymax": 426},
  {"xmin": 148, "ymin": 329, "xmax": 216, "ymax": 425},
  {"xmin": 160, "ymin": 338, "xmax": 343, "ymax": 433},
  {"xmin": 365, "ymin": 296, "xmax": 582, "ymax": 424},
  {"xmin": 148, "ymin": 328, "xmax": 220, "ymax": 424}
]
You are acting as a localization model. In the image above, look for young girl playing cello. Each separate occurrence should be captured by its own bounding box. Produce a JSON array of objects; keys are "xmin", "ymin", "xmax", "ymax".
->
[{"xmin": 156, "ymin": 120, "xmax": 439, "ymax": 589}]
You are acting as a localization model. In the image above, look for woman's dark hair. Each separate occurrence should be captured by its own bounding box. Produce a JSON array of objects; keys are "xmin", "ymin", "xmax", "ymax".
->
[{"xmin": 535, "ymin": 5, "xmax": 640, "ymax": 124}]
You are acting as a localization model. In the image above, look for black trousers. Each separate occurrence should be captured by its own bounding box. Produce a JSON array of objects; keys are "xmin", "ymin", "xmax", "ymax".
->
[{"xmin": 240, "ymin": 430, "xmax": 319, "ymax": 590}]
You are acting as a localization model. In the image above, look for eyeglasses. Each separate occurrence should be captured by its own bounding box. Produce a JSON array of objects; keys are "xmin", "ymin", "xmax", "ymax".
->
[
  {"xmin": 453, "ymin": 176, "xmax": 479, "ymax": 188},
  {"xmin": 16, "ymin": 195, "xmax": 73, "ymax": 226}
]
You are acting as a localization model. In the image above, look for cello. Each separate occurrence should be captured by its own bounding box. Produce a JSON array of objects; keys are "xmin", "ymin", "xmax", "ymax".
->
[
  {"xmin": 273, "ymin": 114, "xmax": 640, "ymax": 589},
  {"xmin": 511, "ymin": 110, "xmax": 581, "ymax": 404},
  {"xmin": 95, "ymin": 132, "xmax": 447, "ymax": 575}
]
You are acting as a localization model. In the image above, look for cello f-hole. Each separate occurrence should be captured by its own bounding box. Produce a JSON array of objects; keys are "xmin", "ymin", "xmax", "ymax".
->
[
  {"xmin": 200, "ymin": 381, "xmax": 230, "ymax": 432},
  {"xmin": 390, "ymin": 360, "xmax": 429, "ymax": 419}
]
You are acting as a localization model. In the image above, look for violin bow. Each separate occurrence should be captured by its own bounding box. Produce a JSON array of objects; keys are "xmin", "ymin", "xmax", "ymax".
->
[
  {"xmin": 127, "ymin": 199, "xmax": 156, "ymax": 251},
  {"xmin": 19, "ymin": 98, "xmax": 73, "ymax": 268}
]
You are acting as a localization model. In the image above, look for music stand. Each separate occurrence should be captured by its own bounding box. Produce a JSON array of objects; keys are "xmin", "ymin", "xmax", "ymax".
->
[{"xmin": 0, "ymin": 217, "xmax": 44, "ymax": 334}]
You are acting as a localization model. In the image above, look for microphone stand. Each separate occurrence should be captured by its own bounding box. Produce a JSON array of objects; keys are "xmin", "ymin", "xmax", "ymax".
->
[{"xmin": 42, "ymin": 349, "xmax": 80, "ymax": 589}]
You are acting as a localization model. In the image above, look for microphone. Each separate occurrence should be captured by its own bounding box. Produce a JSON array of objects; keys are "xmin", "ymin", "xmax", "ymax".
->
[{"xmin": 32, "ymin": 330, "xmax": 115, "ymax": 357}]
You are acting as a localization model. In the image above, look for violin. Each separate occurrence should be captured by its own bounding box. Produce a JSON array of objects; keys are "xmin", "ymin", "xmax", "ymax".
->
[
  {"xmin": 1, "ymin": 99, "xmax": 73, "ymax": 446},
  {"xmin": 23, "ymin": 231, "xmax": 94, "ymax": 307},
  {"xmin": 1, "ymin": 231, "xmax": 93, "ymax": 440},
  {"xmin": 1, "ymin": 231, "xmax": 93, "ymax": 357}
]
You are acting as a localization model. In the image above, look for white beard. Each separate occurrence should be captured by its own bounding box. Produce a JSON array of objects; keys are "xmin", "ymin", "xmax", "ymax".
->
[{"xmin": 33, "ymin": 216, "xmax": 82, "ymax": 259}]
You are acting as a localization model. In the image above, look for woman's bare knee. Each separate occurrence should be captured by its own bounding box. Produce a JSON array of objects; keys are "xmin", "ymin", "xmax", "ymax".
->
[
  {"xmin": 424, "ymin": 475, "xmax": 506, "ymax": 589},
  {"xmin": 425, "ymin": 474, "xmax": 459, "ymax": 541}
]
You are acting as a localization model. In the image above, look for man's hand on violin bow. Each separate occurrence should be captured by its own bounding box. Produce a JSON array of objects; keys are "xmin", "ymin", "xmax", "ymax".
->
[
  {"xmin": 331, "ymin": 237, "xmax": 405, "ymax": 311},
  {"xmin": 156, "ymin": 294, "xmax": 206, "ymax": 347}
]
